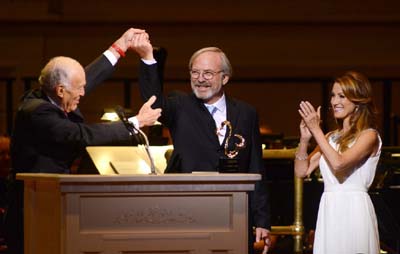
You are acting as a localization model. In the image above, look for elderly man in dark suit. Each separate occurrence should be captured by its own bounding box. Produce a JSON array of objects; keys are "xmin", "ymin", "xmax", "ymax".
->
[
  {"xmin": 11, "ymin": 28, "xmax": 161, "ymax": 174},
  {"xmin": 7, "ymin": 28, "xmax": 161, "ymax": 254},
  {"xmin": 131, "ymin": 33, "xmax": 271, "ymax": 253}
]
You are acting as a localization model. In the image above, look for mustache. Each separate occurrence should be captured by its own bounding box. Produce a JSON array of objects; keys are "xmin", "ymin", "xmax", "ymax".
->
[{"xmin": 192, "ymin": 81, "xmax": 211, "ymax": 87}]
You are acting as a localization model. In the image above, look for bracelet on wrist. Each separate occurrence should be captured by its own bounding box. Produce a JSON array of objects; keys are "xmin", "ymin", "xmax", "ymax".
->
[
  {"xmin": 111, "ymin": 44, "xmax": 126, "ymax": 58},
  {"xmin": 295, "ymin": 152, "xmax": 308, "ymax": 161}
]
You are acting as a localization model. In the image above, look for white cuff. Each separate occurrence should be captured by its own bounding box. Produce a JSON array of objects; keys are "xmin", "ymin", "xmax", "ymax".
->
[
  {"xmin": 141, "ymin": 58, "xmax": 157, "ymax": 65},
  {"xmin": 128, "ymin": 116, "xmax": 140, "ymax": 133},
  {"xmin": 104, "ymin": 50, "xmax": 118, "ymax": 66}
]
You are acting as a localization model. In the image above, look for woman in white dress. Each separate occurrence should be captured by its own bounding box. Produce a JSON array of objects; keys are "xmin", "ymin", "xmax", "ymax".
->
[{"xmin": 295, "ymin": 71, "xmax": 381, "ymax": 254}]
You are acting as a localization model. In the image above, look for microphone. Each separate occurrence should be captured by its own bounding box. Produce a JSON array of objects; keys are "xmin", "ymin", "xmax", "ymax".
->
[
  {"xmin": 115, "ymin": 105, "xmax": 157, "ymax": 175},
  {"xmin": 115, "ymin": 106, "xmax": 134, "ymax": 132},
  {"xmin": 115, "ymin": 105, "xmax": 142, "ymax": 144}
]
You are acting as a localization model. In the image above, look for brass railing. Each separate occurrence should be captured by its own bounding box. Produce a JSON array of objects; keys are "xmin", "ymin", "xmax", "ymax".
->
[{"xmin": 263, "ymin": 149, "xmax": 304, "ymax": 253}]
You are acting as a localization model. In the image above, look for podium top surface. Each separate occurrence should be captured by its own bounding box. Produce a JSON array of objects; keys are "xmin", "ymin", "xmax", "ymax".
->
[
  {"xmin": 16, "ymin": 173, "xmax": 261, "ymax": 183},
  {"xmin": 16, "ymin": 173, "xmax": 261, "ymax": 193}
]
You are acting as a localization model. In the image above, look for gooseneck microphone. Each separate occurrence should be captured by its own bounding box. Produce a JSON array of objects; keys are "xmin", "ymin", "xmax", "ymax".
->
[
  {"xmin": 115, "ymin": 105, "xmax": 157, "ymax": 175},
  {"xmin": 115, "ymin": 106, "xmax": 142, "ymax": 142}
]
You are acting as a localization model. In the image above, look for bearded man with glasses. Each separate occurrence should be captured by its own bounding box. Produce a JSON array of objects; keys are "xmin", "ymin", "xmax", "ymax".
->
[{"xmin": 132, "ymin": 34, "xmax": 271, "ymax": 253}]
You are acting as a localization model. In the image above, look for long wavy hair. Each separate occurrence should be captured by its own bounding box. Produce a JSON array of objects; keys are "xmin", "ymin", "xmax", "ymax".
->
[{"xmin": 332, "ymin": 71, "xmax": 378, "ymax": 152}]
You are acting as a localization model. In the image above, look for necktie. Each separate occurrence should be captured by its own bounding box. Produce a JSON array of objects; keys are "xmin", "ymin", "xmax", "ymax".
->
[
  {"xmin": 206, "ymin": 105, "xmax": 217, "ymax": 116},
  {"xmin": 206, "ymin": 105, "xmax": 225, "ymax": 144}
]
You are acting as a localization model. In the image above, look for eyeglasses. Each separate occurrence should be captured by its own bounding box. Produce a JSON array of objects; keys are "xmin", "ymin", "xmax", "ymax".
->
[{"xmin": 189, "ymin": 69, "xmax": 224, "ymax": 80}]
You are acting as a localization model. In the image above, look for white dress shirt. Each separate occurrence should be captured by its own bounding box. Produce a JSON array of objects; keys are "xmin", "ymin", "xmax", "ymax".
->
[{"xmin": 204, "ymin": 94, "xmax": 227, "ymax": 145}]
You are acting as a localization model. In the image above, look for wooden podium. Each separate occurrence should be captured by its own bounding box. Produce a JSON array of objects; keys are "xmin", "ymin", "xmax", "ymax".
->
[{"xmin": 17, "ymin": 173, "xmax": 261, "ymax": 254}]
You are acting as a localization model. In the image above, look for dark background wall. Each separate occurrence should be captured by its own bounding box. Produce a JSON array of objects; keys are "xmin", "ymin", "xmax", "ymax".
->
[{"xmin": 1, "ymin": 0, "xmax": 400, "ymax": 144}]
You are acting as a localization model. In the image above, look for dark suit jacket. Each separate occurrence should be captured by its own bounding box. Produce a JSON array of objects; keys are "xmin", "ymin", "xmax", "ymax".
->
[
  {"xmin": 139, "ymin": 61, "xmax": 270, "ymax": 229},
  {"xmin": 11, "ymin": 55, "xmax": 131, "ymax": 174}
]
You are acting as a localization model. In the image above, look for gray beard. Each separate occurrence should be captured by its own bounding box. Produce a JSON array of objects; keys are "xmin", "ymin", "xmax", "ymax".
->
[{"xmin": 193, "ymin": 89, "xmax": 213, "ymax": 101}]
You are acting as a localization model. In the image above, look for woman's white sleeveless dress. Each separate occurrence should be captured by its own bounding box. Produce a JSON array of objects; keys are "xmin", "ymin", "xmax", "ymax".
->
[{"xmin": 313, "ymin": 132, "xmax": 381, "ymax": 254}]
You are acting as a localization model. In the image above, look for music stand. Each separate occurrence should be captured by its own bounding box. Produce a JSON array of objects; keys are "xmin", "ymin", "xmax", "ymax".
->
[{"xmin": 85, "ymin": 145, "xmax": 172, "ymax": 175}]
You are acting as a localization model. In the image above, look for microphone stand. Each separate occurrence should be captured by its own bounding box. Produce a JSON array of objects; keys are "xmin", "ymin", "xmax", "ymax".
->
[
  {"xmin": 135, "ymin": 128, "xmax": 157, "ymax": 175},
  {"xmin": 115, "ymin": 106, "xmax": 157, "ymax": 175}
]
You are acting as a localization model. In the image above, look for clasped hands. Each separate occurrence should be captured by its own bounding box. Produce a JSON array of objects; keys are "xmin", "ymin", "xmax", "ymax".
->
[
  {"xmin": 298, "ymin": 101, "xmax": 321, "ymax": 138},
  {"xmin": 111, "ymin": 29, "xmax": 160, "ymax": 127},
  {"xmin": 113, "ymin": 28, "xmax": 154, "ymax": 60}
]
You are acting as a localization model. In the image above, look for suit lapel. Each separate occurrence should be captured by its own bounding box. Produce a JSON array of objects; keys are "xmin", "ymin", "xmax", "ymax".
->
[
  {"xmin": 35, "ymin": 89, "xmax": 84, "ymax": 122},
  {"xmin": 223, "ymin": 96, "xmax": 242, "ymax": 150},
  {"xmin": 191, "ymin": 95, "xmax": 220, "ymax": 145},
  {"xmin": 68, "ymin": 109, "xmax": 84, "ymax": 123},
  {"xmin": 226, "ymin": 96, "xmax": 240, "ymax": 134}
]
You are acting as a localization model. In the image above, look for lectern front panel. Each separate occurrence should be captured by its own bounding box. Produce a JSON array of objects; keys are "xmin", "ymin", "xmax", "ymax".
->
[
  {"xmin": 79, "ymin": 194, "xmax": 234, "ymax": 232},
  {"xmin": 68, "ymin": 192, "xmax": 246, "ymax": 253}
]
